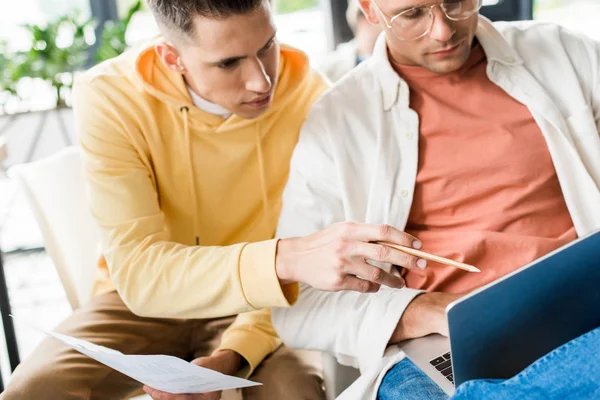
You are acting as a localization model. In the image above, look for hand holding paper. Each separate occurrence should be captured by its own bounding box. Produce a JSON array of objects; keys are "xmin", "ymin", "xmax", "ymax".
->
[
  {"xmin": 144, "ymin": 350, "xmax": 244, "ymax": 399},
  {"xmin": 51, "ymin": 331, "xmax": 259, "ymax": 394}
]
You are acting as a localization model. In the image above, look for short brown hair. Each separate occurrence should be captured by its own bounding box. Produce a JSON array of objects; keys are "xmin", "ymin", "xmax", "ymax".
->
[{"xmin": 147, "ymin": 0, "xmax": 264, "ymax": 37}]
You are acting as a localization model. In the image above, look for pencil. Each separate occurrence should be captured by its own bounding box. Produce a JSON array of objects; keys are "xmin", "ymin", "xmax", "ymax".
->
[{"xmin": 376, "ymin": 242, "xmax": 481, "ymax": 273}]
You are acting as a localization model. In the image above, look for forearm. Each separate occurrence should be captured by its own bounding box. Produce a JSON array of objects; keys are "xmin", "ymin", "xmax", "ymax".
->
[
  {"xmin": 108, "ymin": 238, "xmax": 294, "ymax": 319},
  {"xmin": 273, "ymin": 284, "xmax": 423, "ymax": 370}
]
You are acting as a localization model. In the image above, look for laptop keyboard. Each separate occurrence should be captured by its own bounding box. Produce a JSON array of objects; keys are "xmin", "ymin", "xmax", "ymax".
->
[{"xmin": 429, "ymin": 351, "xmax": 454, "ymax": 385}]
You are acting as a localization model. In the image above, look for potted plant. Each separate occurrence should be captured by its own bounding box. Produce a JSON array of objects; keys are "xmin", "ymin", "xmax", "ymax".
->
[
  {"xmin": 0, "ymin": 2, "xmax": 144, "ymax": 162},
  {"xmin": 22, "ymin": 12, "xmax": 94, "ymax": 109},
  {"xmin": 96, "ymin": 0, "xmax": 143, "ymax": 63}
]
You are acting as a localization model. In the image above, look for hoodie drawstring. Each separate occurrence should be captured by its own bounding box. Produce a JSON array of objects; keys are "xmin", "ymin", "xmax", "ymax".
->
[
  {"xmin": 255, "ymin": 125, "xmax": 270, "ymax": 226},
  {"xmin": 181, "ymin": 106, "xmax": 269, "ymax": 244},
  {"xmin": 181, "ymin": 106, "xmax": 200, "ymax": 246}
]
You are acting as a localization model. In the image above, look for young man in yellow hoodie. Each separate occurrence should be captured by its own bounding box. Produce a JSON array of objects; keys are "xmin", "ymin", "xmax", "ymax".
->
[{"xmin": 2, "ymin": 0, "xmax": 415, "ymax": 398}]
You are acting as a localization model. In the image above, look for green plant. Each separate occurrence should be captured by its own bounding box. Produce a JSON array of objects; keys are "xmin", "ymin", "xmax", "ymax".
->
[
  {"xmin": 21, "ymin": 12, "xmax": 94, "ymax": 107},
  {"xmin": 0, "ymin": 41, "xmax": 17, "ymax": 98},
  {"xmin": 95, "ymin": 0, "xmax": 143, "ymax": 63},
  {"xmin": 1, "ymin": 41, "xmax": 33, "ymax": 104},
  {"xmin": 0, "ymin": 0, "xmax": 143, "ymax": 112}
]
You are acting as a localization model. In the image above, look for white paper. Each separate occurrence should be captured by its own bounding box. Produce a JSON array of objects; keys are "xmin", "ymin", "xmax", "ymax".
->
[{"xmin": 13, "ymin": 317, "xmax": 261, "ymax": 394}]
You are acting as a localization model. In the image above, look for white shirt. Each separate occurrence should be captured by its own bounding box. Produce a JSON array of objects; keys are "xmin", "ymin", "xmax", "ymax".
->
[
  {"xmin": 187, "ymin": 85, "xmax": 232, "ymax": 119},
  {"xmin": 272, "ymin": 17, "xmax": 600, "ymax": 400}
]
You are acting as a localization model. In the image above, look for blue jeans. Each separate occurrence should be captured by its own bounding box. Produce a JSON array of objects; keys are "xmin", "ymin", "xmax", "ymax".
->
[
  {"xmin": 377, "ymin": 358, "xmax": 449, "ymax": 400},
  {"xmin": 378, "ymin": 326, "xmax": 600, "ymax": 400}
]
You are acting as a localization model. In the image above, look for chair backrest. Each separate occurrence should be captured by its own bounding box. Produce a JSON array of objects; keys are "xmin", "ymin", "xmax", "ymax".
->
[
  {"xmin": 7, "ymin": 147, "xmax": 98, "ymax": 309},
  {"xmin": 0, "ymin": 135, "xmax": 8, "ymax": 173}
]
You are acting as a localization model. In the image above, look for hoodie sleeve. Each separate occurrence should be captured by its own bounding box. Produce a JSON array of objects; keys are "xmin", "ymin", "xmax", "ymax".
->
[
  {"xmin": 271, "ymin": 107, "xmax": 423, "ymax": 371},
  {"xmin": 73, "ymin": 75, "xmax": 297, "ymax": 321},
  {"xmin": 216, "ymin": 308, "xmax": 282, "ymax": 377}
]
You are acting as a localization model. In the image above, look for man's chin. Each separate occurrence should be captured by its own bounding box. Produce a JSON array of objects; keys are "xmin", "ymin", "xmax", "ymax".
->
[
  {"xmin": 426, "ymin": 62, "xmax": 462, "ymax": 75},
  {"xmin": 235, "ymin": 101, "xmax": 273, "ymax": 120},
  {"xmin": 233, "ymin": 107, "xmax": 270, "ymax": 120},
  {"xmin": 424, "ymin": 53, "xmax": 470, "ymax": 75}
]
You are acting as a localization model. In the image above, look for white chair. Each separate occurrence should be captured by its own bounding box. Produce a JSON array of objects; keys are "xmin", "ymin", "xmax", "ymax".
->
[
  {"xmin": 8, "ymin": 147, "xmax": 152, "ymax": 399},
  {"xmin": 0, "ymin": 135, "xmax": 8, "ymax": 177},
  {"xmin": 8, "ymin": 146, "xmax": 98, "ymax": 309}
]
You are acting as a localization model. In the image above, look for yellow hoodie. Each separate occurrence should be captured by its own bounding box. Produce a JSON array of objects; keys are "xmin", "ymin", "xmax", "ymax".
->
[{"xmin": 73, "ymin": 41, "xmax": 327, "ymax": 374}]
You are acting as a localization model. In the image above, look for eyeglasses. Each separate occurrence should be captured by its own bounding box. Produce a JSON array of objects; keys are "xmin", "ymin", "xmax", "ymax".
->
[{"xmin": 371, "ymin": 0, "xmax": 483, "ymax": 41}]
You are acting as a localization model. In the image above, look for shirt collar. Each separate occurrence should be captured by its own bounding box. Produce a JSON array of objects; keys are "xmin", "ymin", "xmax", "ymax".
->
[
  {"xmin": 371, "ymin": 15, "xmax": 523, "ymax": 111},
  {"xmin": 475, "ymin": 16, "xmax": 523, "ymax": 66},
  {"xmin": 186, "ymin": 85, "xmax": 232, "ymax": 119},
  {"xmin": 371, "ymin": 33, "xmax": 404, "ymax": 111}
]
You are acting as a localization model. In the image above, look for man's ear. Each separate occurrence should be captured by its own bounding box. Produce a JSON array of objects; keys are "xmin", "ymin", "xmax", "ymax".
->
[
  {"xmin": 358, "ymin": 0, "xmax": 382, "ymax": 26},
  {"xmin": 155, "ymin": 40, "xmax": 186, "ymax": 73}
]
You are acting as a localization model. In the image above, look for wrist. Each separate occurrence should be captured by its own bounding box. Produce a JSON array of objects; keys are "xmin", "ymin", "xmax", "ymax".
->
[
  {"xmin": 390, "ymin": 293, "xmax": 445, "ymax": 343},
  {"xmin": 213, "ymin": 350, "xmax": 243, "ymax": 375},
  {"xmin": 275, "ymin": 238, "xmax": 297, "ymax": 284}
]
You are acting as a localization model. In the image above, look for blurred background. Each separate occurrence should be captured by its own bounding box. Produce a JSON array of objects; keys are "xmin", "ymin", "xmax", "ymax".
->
[{"xmin": 0, "ymin": 0, "xmax": 598, "ymax": 389}]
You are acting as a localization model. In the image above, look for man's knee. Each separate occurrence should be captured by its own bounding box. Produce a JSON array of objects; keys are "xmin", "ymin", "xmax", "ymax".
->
[
  {"xmin": 378, "ymin": 359, "xmax": 448, "ymax": 400},
  {"xmin": 1, "ymin": 360, "xmax": 79, "ymax": 400},
  {"xmin": 243, "ymin": 347, "xmax": 325, "ymax": 400},
  {"xmin": 2, "ymin": 355, "xmax": 141, "ymax": 400}
]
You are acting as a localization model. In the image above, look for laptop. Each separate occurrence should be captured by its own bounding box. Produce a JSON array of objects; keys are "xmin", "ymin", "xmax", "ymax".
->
[{"xmin": 400, "ymin": 229, "xmax": 600, "ymax": 396}]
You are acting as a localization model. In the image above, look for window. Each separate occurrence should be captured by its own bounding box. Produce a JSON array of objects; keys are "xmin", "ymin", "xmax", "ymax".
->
[
  {"xmin": 273, "ymin": 0, "xmax": 330, "ymax": 64},
  {"xmin": 481, "ymin": 0, "xmax": 533, "ymax": 21},
  {"xmin": 0, "ymin": 0, "xmax": 91, "ymax": 52},
  {"xmin": 0, "ymin": 0, "xmax": 94, "ymax": 113},
  {"xmin": 535, "ymin": 0, "xmax": 600, "ymax": 40},
  {"xmin": 112, "ymin": 0, "xmax": 159, "ymax": 44},
  {"xmin": 117, "ymin": 0, "xmax": 144, "ymax": 16},
  {"xmin": 101, "ymin": 0, "xmax": 331, "ymax": 61}
]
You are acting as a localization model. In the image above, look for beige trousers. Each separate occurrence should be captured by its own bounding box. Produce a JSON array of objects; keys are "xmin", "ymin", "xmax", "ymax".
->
[{"xmin": 1, "ymin": 291, "xmax": 325, "ymax": 400}]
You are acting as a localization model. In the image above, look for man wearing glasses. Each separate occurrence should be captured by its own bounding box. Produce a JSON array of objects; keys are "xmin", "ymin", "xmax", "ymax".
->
[{"xmin": 272, "ymin": 0, "xmax": 600, "ymax": 398}]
